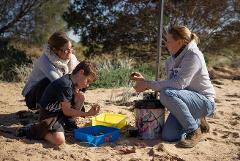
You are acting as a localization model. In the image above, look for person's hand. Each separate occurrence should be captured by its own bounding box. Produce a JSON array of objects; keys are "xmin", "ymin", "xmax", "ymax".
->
[
  {"xmin": 87, "ymin": 104, "xmax": 100, "ymax": 116},
  {"xmin": 133, "ymin": 81, "xmax": 148, "ymax": 93},
  {"xmin": 129, "ymin": 72, "xmax": 145, "ymax": 81}
]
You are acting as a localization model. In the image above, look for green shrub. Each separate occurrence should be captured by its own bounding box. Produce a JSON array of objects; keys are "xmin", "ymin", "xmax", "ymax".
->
[
  {"xmin": 0, "ymin": 40, "xmax": 32, "ymax": 82},
  {"xmin": 90, "ymin": 59, "xmax": 163, "ymax": 89}
]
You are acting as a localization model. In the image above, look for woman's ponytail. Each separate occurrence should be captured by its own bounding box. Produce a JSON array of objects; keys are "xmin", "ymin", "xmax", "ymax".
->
[
  {"xmin": 191, "ymin": 33, "xmax": 200, "ymax": 44},
  {"xmin": 168, "ymin": 26, "xmax": 200, "ymax": 45}
]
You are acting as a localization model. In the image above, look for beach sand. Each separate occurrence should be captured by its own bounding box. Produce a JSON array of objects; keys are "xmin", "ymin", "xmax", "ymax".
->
[{"xmin": 0, "ymin": 77, "xmax": 239, "ymax": 161}]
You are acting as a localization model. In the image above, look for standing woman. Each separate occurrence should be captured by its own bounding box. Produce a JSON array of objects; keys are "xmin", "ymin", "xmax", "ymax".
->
[
  {"xmin": 22, "ymin": 31, "xmax": 79, "ymax": 110},
  {"xmin": 130, "ymin": 26, "xmax": 215, "ymax": 148}
]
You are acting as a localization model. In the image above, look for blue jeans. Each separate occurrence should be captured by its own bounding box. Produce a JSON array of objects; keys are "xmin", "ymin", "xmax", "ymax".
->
[{"xmin": 160, "ymin": 88, "xmax": 215, "ymax": 142}]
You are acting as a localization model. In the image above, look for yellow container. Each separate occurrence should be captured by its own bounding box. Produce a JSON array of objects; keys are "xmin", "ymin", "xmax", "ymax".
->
[{"xmin": 91, "ymin": 113, "xmax": 128, "ymax": 129}]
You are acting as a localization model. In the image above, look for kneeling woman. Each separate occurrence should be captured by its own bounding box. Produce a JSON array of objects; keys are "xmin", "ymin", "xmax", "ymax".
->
[
  {"xmin": 130, "ymin": 26, "xmax": 215, "ymax": 148},
  {"xmin": 22, "ymin": 32, "xmax": 81, "ymax": 132},
  {"xmin": 22, "ymin": 31, "xmax": 79, "ymax": 110}
]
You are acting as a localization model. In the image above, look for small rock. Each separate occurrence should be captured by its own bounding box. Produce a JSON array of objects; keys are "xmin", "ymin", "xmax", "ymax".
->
[
  {"xmin": 221, "ymin": 134, "xmax": 229, "ymax": 139},
  {"xmin": 119, "ymin": 146, "xmax": 136, "ymax": 154},
  {"xmin": 148, "ymin": 148, "xmax": 154, "ymax": 156},
  {"xmin": 70, "ymin": 154, "xmax": 77, "ymax": 160},
  {"xmin": 156, "ymin": 143, "xmax": 167, "ymax": 152},
  {"xmin": 232, "ymin": 112, "xmax": 239, "ymax": 117}
]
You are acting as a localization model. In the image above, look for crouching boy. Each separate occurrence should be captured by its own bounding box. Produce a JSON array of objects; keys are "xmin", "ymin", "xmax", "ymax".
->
[{"xmin": 17, "ymin": 60, "xmax": 100, "ymax": 145}]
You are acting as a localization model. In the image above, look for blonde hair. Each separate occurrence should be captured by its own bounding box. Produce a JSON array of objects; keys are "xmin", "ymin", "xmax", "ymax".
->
[{"xmin": 168, "ymin": 26, "xmax": 200, "ymax": 45}]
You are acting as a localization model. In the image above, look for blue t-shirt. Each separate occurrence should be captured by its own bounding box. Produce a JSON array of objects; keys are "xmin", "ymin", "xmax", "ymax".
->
[{"xmin": 39, "ymin": 74, "xmax": 74, "ymax": 114}]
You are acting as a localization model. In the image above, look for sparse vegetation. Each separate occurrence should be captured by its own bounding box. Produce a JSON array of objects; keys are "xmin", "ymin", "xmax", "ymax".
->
[
  {"xmin": 0, "ymin": 40, "xmax": 32, "ymax": 82},
  {"xmin": 205, "ymin": 48, "xmax": 240, "ymax": 68},
  {"xmin": 90, "ymin": 58, "xmax": 159, "ymax": 89}
]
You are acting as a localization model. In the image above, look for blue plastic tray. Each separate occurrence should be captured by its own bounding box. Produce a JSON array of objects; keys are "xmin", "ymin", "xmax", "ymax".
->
[{"xmin": 74, "ymin": 125, "xmax": 120, "ymax": 146}]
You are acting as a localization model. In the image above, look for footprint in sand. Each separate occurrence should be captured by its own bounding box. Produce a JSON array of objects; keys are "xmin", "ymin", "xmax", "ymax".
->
[
  {"xmin": 221, "ymin": 133, "xmax": 230, "ymax": 139},
  {"xmin": 212, "ymin": 131, "xmax": 218, "ymax": 136},
  {"xmin": 232, "ymin": 112, "xmax": 240, "ymax": 120},
  {"xmin": 215, "ymin": 98, "xmax": 221, "ymax": 103},
  {"xmin": 234, "ymin": 116, "xmax": 240, "ymax": 120},
  {"xmin": 232, "ymin": 112, "xmax": 239, "ymax": 116},
  {"xmin": 212, "ymin": 80, "xmax": 224, "ymax": 85},
  {"xmin": 231, "ymin": 103, "xmax": 240, "ymax": 106},
  {"xmin": 210, "ymin": 113, "xmax": 220, "ymax": 119},
  {"xmin": 225, "ymin": 94, "xmax": 240, "ymax": 98},
  {"xmin": 218, "ymin": 111, "xmax": 224, "ymax": 115},
  {"xmin": 220, "ymin": 131, "xmax": 239, "ymax": 139},
  {"xmin": 232, "ymin": 132, "xmax": 240, "ymax": 138},
  {"xmin": 129, "ymin": 158, "xmax": 142, "ymax": 161},
  {"xmin": 229, "ymin": 120, "xmax": 238, "ymax": 126},
  {"xmin": 214, "ymin": 85, "xmax": 222, "ymax": 89}
]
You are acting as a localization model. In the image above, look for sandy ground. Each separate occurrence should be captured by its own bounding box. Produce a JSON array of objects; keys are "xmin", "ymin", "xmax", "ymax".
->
[{"xmin": 0, "ymin": 77, "xmax": 240, "ymax": 161}]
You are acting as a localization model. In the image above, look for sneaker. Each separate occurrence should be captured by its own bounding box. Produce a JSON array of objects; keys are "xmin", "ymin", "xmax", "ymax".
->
[
  {"xmin": 16, "ymin": 124, "xmax": 33, "ymax": 138},
  {"xmin": 200, "ymin": 117, "xmax": 210, "ymax": 133},
  {"xmin": 177, "ymin": 128, "xmax": 202, "ymax": 148}
]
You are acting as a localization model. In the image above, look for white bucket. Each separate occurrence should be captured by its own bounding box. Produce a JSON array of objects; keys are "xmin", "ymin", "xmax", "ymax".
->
[{"xmin": 134, "ymin": 100, "xmax": 165, "ymax": 139}]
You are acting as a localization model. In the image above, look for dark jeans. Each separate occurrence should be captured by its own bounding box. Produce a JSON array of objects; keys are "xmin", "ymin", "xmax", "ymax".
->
[{"xmin": 25, "ymin": 78, "xmax": 51, "ymax": 110}]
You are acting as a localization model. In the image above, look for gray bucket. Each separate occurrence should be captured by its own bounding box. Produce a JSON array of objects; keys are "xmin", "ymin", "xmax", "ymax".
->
[{"xmin": 134, "ymin": 100, "xmax": 165, "ymax": 139}]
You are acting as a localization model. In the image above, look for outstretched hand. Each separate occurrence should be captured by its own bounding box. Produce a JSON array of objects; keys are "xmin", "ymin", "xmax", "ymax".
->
[
  {"xmin": 129, "ymin": 72, "xmax": 145, "ymax": 81},
  {"xmin": 129, "ymin": 72, "xmax": 148, "ymax": 92}
]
